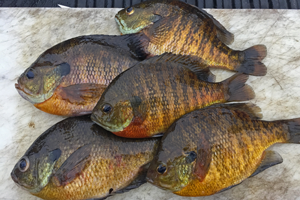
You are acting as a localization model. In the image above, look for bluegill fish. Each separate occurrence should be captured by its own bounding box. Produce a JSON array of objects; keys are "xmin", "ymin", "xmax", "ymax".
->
[
  {"xmin": 11, "ymin": 116, "xmax": 159, "ymax": 200},
  {"xmin": 147, "ymin": 103, "xmax": 300, "ymax": 196},
  {"xmin": 15, "ymin": 34, "xmax": 146, "ymax": 116},
  {"xmin": 91, "ymin": 54, "xmax": 254, "ymax": 138},
  {"xmin": 115, "ymin": 0, "xmax": 267, "ymax": 76}
]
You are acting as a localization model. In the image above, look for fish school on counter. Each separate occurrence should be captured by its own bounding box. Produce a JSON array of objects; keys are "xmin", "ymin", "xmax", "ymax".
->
[{"xmin": 11, "ymin": 0, "xmax": 300, "ymax": 199}]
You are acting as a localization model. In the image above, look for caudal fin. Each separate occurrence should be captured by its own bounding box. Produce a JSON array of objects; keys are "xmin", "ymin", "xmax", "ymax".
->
[
  {"xmin": 286, "ymin": 118, "xmax": 300, "ymax": 143},
  {"xmin": 222, "ymin": 73, "xmax": 255, "ymax": 102},
  {"xmin": 236, "ymin": 45, "xmax": 267, "ymax": 76}
]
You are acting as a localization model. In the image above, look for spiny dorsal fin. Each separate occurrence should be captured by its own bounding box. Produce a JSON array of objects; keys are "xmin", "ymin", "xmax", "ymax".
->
[
  {"xmin": 200, "ymin": 9, "xmax": 234, "ymax": 45},
  {"xmin": 207, "ymin": 103, "xmax": 262, "ymax": 120},
  {"xmin": 225, "ymin": 103, "xmax": 262, "ymax": 120},
  {"xmin": 140, "ymin": 53, "xmax": 216, "ymax": 82}
]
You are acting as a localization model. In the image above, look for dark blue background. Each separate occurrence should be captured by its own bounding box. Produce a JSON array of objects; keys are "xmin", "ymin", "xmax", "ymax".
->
[{"xmin": 0, "ymin": 0, "xmax": 299, "ymax": 9}]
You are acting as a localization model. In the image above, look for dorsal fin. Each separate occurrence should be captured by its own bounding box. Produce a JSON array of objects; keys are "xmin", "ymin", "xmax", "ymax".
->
[
  {"xmin": 139, "ymin": 53, "xmax": 216, "ymax": 82},
  {"xmin": 207, "ymin": 103, "xmax": 262, "ymax": 120},
  {"xmin": 226, "ymin": 103, "xmax": 262, "ymax": 120},
  {"xmin": 200, "ymin": 9, "xmax": 234, "ymax": 45}
]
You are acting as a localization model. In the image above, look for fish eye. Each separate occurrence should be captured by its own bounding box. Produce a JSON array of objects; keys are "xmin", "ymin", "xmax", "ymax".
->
[
  {"xmin": 26, "ymin": 69, "xmax": 34, "ymax": 79},
  {"xmin": 126, "ymin": 7, "xmax": 134, "ymax": 15},
  {"xmin": 102, "ymin": 104, "xmax": 112, "ymax": 113},
  {"xmin": 18, "ymin": 156, "xmax": 30, "ymax": 172},
  {"xmin": 186, "ymin": 151, "xmax": 197, "ymax": 163},
  {"xmin": 157, "ymin": 164, "xmax": 167, "ymax": 174}
]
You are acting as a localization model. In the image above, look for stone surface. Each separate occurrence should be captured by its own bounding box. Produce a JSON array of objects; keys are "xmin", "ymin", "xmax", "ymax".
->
[{"xmin": 0, "ymin": 8, "xmax": 300, "ymax": 200}]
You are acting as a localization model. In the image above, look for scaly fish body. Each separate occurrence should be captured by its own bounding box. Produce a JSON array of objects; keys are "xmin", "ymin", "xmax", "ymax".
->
[
  {"xmin": 115, "ymin": 0, "xmax": 267, "ymax": 76},
  {"xmin": 147, "ymin": 103, "xmax": 300, "ymax": 196},
  {"xmin": 15, "ymin": 34, "xmax": 148, "ymax": 116},
  {"xmin": 91, "ymin": 54, "xmax": 254, "ymax": 138},
  {"xmin": 11, "ymin": 116, "xmax": 159, "ymax": 200}
]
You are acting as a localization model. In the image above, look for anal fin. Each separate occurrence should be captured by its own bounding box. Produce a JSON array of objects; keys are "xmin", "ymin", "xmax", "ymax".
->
[{"xmin": 250, "ymin": 150, "xmax": 283, "ymax": 177}]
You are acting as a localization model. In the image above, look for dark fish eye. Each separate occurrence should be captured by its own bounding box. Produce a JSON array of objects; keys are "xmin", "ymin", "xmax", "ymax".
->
[
  {"xmin": 186, "ymin": 151, "xmax": 197, "ymax": 163},
  {"xmin": 157, "ymin": 164, "xmax": 167, "ymax": 174},
  {"xmin": 102, "ymin": 104, "xmax": 112, "ymax": 113},
  {"xmin": 126, "ymin": 7, "xmax": 134, "ymax": 15},
  {"xmin": 18, "ymin": 156, "xmax": 30, "ymax": 172},
  {"xmin": 26, "ymin": 69, "xmax": 34, "ymax": 79}
]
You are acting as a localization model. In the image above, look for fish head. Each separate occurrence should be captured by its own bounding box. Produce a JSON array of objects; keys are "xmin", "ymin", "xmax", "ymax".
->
[
  {"xmin": 115, "ymin": 1, "xmax": 164, "ymax": 34},
  {"xmin": 15, "ymin": 54, "xmax": 71, "ymax": 104},
  {"xmin": 11, "ymin": 144, "xmax": 62, "ymax": 193},
  {"xmin": 91, "ymin": 97, "xmax": 134, "ymax": 133},
  {"xmin": 146, "ymin": 122, "xmax": 197, "ymax": 192}
]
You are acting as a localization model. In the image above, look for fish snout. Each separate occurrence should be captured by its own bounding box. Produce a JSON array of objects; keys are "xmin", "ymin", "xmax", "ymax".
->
[
  {"xmin": 11, "ymin": 171, "xmax": 19, "ymax": 184},
  {"xmin": 15, "ymin": 83, "xmax": 21, "ymax": 91},
  {"xmin": 146, "ymin": 167, "xmax": 157, "ymax": 184}
]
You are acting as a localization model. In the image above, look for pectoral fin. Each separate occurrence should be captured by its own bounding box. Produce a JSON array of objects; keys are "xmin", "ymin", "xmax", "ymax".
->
[
  {"xmin": 250, "ymin": 150, "xmax": 283, "ymax": 177},
  {"xmin": 194, "ymin": 137, "xmax": 212, "ymax": 181},
  {"xmin": 58, "ymin": 84, "xmax": 106, "ymax": 104},
  {"xmin": 52, "ymin": 144, "xmax": 92, "ymax": 186}
]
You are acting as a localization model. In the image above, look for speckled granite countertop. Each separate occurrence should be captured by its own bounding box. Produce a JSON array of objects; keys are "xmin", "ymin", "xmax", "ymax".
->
[{"xmin": 0, "ymin": 8, "xmax": 300, "ymax": 200}]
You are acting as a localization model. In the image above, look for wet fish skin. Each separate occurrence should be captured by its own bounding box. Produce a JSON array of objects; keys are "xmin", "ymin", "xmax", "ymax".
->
[
  {"xmin": 15, "ymin": 34, "xmax": 148, "ymax": 116},
  {"xmin": 11, "ymin": 116, "xmax": 159, "ymax": 200},
  {"xmin": 115, "ymin": 0, "xmax": 267, "ymax": 76},
  {"xmin": 91, "ymin": 54, "xmax": 254, "ymax": 138},
  {"xmin": 146, "ymin": 103, "xmax": 300, "ymax": 196}
]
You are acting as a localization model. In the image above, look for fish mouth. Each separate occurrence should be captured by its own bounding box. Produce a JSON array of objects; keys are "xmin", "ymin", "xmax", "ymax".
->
[
  {"xmin": 11, "ymin": 172, "xmax": 19, "ymax": 184},
  {"xmin": 11, "ymin": 172, "xmax": 33, "ymax": 190},
  {"xmin": 15, "ymin": 82, "xmax": 48, "ymax": 104},
  {"xmin": 91, "ymin": 114, "xmax": 125, "ymax": 133},
  {"xmin": 15, "ymin": 83, "xmax": 33, "ymax": 103},
  {"xmin": 115, "ymin": 15, "xmax": 124, "ymax": 29}
]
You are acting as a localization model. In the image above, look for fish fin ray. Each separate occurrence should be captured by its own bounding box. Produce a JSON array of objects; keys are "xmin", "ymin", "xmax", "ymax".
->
[
  {"xmin": 217, "ymin": 182, "xmax": 243, "ymax": 194},
  {"xmin": 250, "ymin": 150, "xmax": 283, "ymax": 177},
  {"xmin": 286, "ymin": 118, "xmax": 300, "ymax": 143},
  {"xmin": 58, "ymin": 84, "xmax": 106, "ymax": 104},
  {"xmin": 212, "ymin": 103, "xmax": 262, "ymax": 120},
  {"xmin": 237, "ymin": 45, "xmax": 267, "ymax": 76},
  {"xmin": 222, "ymin": 73, "xmax": 255, "ymax": 102},
  {"xmin": 194, "ymin": 135, "xmax": 212, "ymax": 181},
  {"xmin": 151, "ymin": 133, "xmax": 164, "ymax": 137},
  {"xmin": 140, "ymin": 53, "xmax": 215, "ymax": 82},
  {"xmin": 52, "ymin": 144, "xmax": 92, "ymax": 186}
]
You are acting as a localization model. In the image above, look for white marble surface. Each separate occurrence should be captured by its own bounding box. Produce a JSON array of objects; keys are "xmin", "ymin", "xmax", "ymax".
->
[{"xmin": 0, "ymin": 8, "xmax": 300, "ymax": 200}]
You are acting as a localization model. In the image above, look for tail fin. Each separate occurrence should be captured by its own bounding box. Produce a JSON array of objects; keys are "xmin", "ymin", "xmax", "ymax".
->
[
  {"xmin": 236, "ymin": 45, "xmax": 267, "ymax": 76},
  {"xmin": 286, "ymin": 118, "xmax": 300, "ymax": 143},
  {"xmin": 222, "ymin": 73, "xmax": 255, "ymax": 102}
]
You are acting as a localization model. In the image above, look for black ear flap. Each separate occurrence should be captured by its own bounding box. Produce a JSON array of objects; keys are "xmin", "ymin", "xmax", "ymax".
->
[
  {"xmin": 132, "ymin": 96, "xmax": 142, "ymax": 107},
  {"xmin": 59, "ymin": 62, "xmax": 71, "ymax": 76},
  {"xmin": 186, "ymin": 151, "xmax": 197, "ymax": 163},
  {"xmin": 49, "ymin": 148, "xmax": 62, "ymax": 162},
  {"xmin": 152, "ymin": 14, "xmax": 162, "ymax": 23}
]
